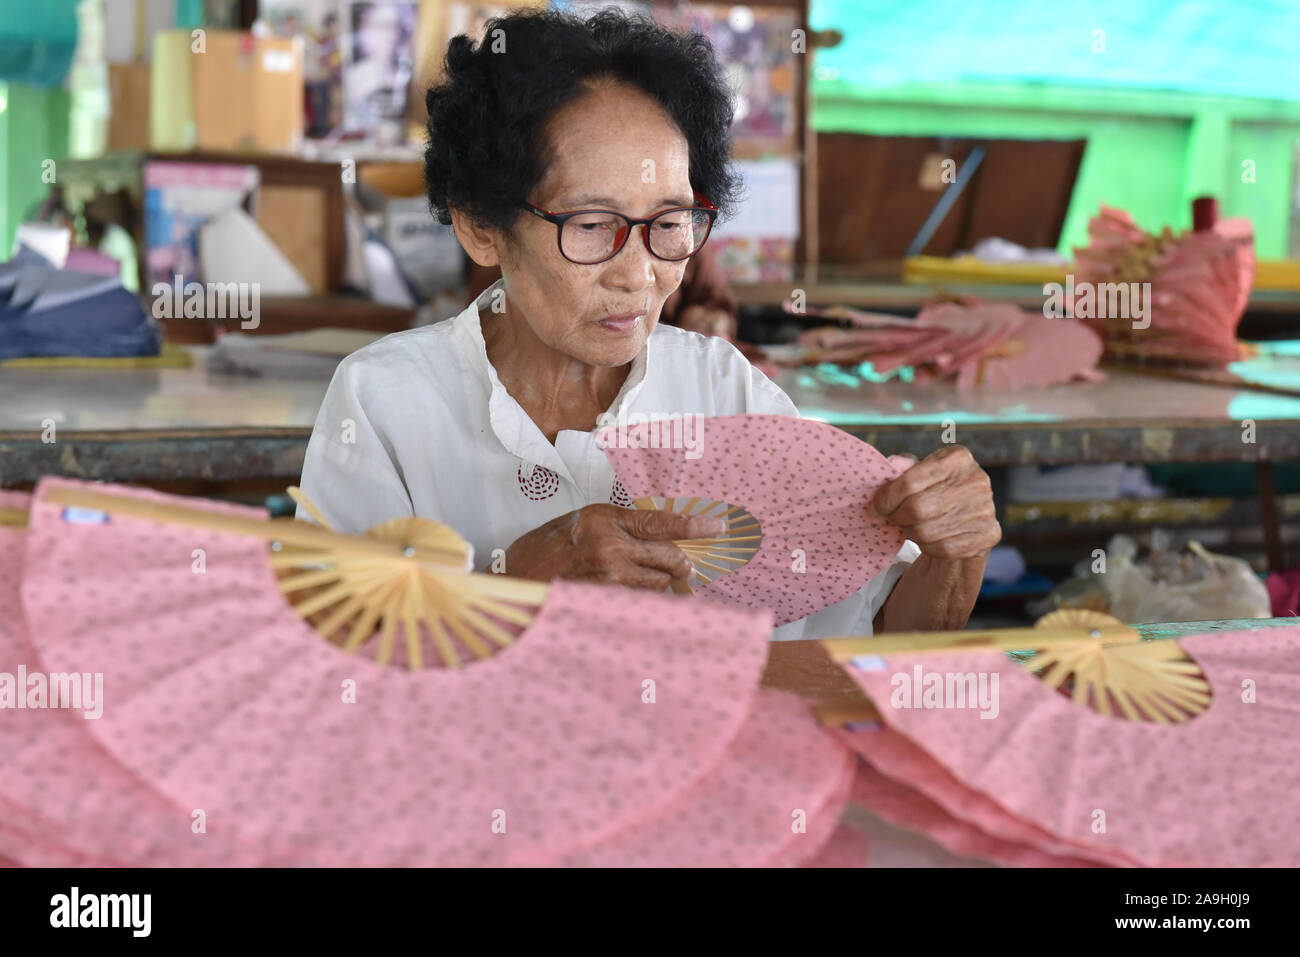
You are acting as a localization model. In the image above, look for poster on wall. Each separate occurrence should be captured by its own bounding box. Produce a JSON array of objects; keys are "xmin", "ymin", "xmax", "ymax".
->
[
  {"xmin": 652, "ymin": 3, "xmax": 799, "ymax": 158},
  {"xmin": 343, "ymin": 0, "xmax": 419, "ymax": 138},
  {"xmin": 551, "ymin": 1, "xmax": 651, "ymax": 16},
  {"xmin": 443, "ymin": 3, "xmax": 517, "ymax": 49},
  {"xmin": 143, "ymin": 162, "xmax": 260, "ymax": 289},
  {"xmin": 709, "ymin": 158, "xmax": 799, "ymax": 282},
  {"xmin": 262, "ymin": 0, "xmax": 345, "ymax": 138}
]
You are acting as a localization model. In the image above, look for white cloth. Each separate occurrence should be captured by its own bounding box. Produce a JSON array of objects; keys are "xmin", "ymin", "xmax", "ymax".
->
[{"xmin": 297, "ymin": 280, "xmax": 921, "ymax": 640}]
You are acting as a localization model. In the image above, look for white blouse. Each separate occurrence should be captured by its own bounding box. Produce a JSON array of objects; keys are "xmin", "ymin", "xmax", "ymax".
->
[{"xmin": 297, "ymin": 280, "xmax": 920, "ymax": 640}]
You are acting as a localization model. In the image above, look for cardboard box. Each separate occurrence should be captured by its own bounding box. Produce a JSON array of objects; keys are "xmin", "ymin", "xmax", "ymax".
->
[
  {"xmin": 151, "ymin": 30, "xmax": 303, "ymax": 153},
  {"xmin": 108, "ymin": 63, "xmax": 151, "ymax": 152}
]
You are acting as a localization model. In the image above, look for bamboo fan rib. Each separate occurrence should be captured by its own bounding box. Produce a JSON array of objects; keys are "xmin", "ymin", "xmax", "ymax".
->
[
  {"xmin": 632, "ymin": 495, "xmax": 762, "ymax": 595},
  {"xmin": 818, "ymin": 609, "xmax": 1213, "ymax": 726},
  {"xmin": 35, "ymin": 484, "xmax": 549, "ymax": 673},
  {"xmin": 274, "ymin": 489, "xmax": 548, "ymax": 671},
  {"xmin": 1024, "ymin": 610, "xmax": 1212, "ymax": 723}
]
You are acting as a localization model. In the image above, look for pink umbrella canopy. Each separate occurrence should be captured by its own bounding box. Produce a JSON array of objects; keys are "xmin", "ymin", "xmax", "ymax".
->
[
  {"xmin": 1073, "ymin": 204, "xmax": 1255, "ymax": 366},
  {"xmin": 599, "ymin": 413, "xmax": 909, "ymax": 625},
  {"xmin": 834, "ymin": 627, "xmax": 1300, "ymax": 867},
  {"xmin": 13, "ymin": 477, "xmax": 857, "ymax": 866}
]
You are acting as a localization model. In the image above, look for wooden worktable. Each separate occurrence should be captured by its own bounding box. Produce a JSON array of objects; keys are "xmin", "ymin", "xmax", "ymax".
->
[{"xmin": 4, "ymin": 345, "xmax": 1300, "ymax": 486}]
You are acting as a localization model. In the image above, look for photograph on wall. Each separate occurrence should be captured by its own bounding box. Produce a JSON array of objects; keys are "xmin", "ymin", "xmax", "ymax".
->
[
  {"xmin": 652, "ymin": 2, "xmax": 799, "ymax": 157},
  {"xmin": 262, "ymin": 0, "xmax": 345, "ymax": 138},
  {"xmin": 343, "ymin": 0, "xmax": 419, "ymax": 137}
]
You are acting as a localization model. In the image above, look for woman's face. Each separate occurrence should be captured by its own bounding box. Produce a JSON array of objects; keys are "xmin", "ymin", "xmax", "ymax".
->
[{"xmin": 496, "ymin": 82, "xmax": 694, "ymax": 368}]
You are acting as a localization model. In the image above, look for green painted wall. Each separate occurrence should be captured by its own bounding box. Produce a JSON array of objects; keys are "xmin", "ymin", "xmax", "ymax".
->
[
  {"xmin": 812, "ymin": 80, "xmax": 1300, "ymax": 258},
  {"xmin": 0, "ymin": 81, "xmax": 70, "ymax": 256}
]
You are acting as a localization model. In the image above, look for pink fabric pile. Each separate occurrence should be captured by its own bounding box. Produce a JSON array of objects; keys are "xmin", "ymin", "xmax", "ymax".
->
[{"xmin": 787, "ymin": 301, "xmax": 1105, "ymax": 389}]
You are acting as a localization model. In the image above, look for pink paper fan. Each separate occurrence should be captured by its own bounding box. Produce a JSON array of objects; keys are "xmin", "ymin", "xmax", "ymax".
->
[
  {"xmin": 955, "ymin": 314, "xmax": 1105, "ymax": 390},
  {"xmin": 838, "ymin": 727, "xmax": 1126, "ymax": 866},
  {"xmin": 848, "ymin": 759, "xmax": 1103, "ymax": 867},
  {"xmin": 790, "ymin": 302, "xmax": 1103, "ymax": 389},
  {"xmin": 1074, "ymin": 204, "xmax": 1254, "ymax": 366},
  {"xmin": 18, "ymin": 477, "xmax": 859, "ymax": 867},
  {"xmin": 0, "ymin": 491, "xmax": 270, "ymax": 867},
  {"xmin": 547, "ymin": 689, "xmax": 856, "ymax": 867},
  {"xmin": 839, "ymin": 628, "xmax": 1300, "ymax": 867},
  {"xmin": 599, "ymin": 414, "xmax": 907, "ymax": 625},
  {"xmin": 799, "ymin": 822, "xmax": 870, "ymax": 868}
]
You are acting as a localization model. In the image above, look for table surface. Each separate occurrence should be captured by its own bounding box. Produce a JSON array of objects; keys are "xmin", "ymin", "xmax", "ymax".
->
[{"xmin": 5, "ymin": 345, "xmax": 1300, "ymax": 483}]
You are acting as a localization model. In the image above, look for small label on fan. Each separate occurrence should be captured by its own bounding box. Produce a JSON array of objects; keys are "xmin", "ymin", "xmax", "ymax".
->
[
  {"xmin": 60, "ymin": 507, "xmax": 109, "ymax": 525},
  {"xmin": 850, "ymin": 654, "xmax": 888, "ymax": 672},
  {"xmin": 843, "ymin": 720, "xmax": 882, "ymax": 731}
]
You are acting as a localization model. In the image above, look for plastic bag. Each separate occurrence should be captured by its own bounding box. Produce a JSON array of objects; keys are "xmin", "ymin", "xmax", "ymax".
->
[{"xmin": 1027, "ymin": 530, "xmax": 1271, "ymax": 624}]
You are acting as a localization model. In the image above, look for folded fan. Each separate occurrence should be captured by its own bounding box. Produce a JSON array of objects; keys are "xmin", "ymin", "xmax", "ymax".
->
[
  {"xmin": 7, "ymin": 477, "xmax": 855, "ymax": 867},
  {"xmin": 784, "ymin": 301, "xmax": 1104, "ymax": 389},
  {"xmin": 599, "ymin": 413, "xmax": 909, "ymax": 625},
  {"xmin": 1073, "ymin": 203, "xmax": 1255, "ymax": 366}
]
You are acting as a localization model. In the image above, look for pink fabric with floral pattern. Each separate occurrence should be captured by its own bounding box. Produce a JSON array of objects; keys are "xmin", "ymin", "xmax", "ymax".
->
[
  {"xmin": 850, "ymin": 757, "xmax": 1103, "ymax": 867},
  {"xmin": 18, "ymin": 476, "xmax": 854, "ymax": 867},
  {"xmin": 549, "ymin": 689, "xmax": 856, "ymax": 867},
  {"xmin": 0, "ymin": 491, "xmax": 266, "ymax": 867},
  {"xmin": 799, "ymin": 823, "xmax": 869, "ymax": 868},
  {"xmin": 843, "ymin": 632, "xmax": 1300, "ymax": 867},
  {"xmin": 835, "ymin": 725, "xmax": 1133, "ymax": 866},
  {"xmin": 600, "ymin": 414, "xmax": 906, "ymax": 625}
]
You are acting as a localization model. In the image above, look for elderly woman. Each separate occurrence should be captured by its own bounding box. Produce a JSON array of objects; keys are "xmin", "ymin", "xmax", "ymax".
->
[{"xmin": 298, "ymin": 10, "xmax": 999, "ymax": 639}]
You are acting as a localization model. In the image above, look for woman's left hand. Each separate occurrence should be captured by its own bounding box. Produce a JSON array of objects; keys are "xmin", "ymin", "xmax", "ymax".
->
[{"xmin": 872, "ymin": 445, "xmax": 1000, "ymax": 560}]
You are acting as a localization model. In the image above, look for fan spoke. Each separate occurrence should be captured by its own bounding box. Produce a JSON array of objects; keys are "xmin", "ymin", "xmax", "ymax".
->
[
  {"xmin": 426, "ymin": 615, "xmax": 463, "ymax": 667},
  {"xmin": 458, "ymin": 607, "xmax": 518, "ymax": 649},
  {"xmin": 1018, "ymin": 636, "xmax": 1211, "ymax": 724}
]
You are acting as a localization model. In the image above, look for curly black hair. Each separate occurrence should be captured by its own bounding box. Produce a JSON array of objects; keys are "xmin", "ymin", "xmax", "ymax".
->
[{"xmin": 424, "ymin": 8, "xmax": 742, "ymax": 233}]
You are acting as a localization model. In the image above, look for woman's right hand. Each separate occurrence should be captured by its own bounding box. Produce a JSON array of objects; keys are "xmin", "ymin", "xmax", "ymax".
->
[{"xmin": 502, "ymin": 504, "xmax": 728, "ymax": 590}]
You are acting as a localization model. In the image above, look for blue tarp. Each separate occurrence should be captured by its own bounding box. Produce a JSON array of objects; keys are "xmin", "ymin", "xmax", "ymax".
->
[{"xmin": 0, "ymin": 247, "xmax": 160, "ymax": 360}]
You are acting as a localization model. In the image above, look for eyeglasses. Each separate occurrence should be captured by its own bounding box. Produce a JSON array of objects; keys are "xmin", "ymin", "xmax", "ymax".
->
[{"xmin": 518, "ymin": 192, "xmax": 719, "ymax": 265}]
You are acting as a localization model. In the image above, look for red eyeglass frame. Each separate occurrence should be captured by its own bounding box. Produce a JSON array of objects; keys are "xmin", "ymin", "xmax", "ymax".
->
[{"xmin": 518, "ymin": 191, "xmax": 719, "ymax": 265}]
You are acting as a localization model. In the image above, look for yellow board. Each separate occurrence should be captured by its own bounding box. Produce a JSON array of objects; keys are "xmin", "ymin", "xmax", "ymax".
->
[
  {"xmin": 902, "ymin": 255, "xmax": 1068, "ymax": 287},
  {"xmin": 0, "ymin": 344, "xmax": 192, "ymax": 369},
  {"xmin": 1256, "ymin": 260, "xmax": 1300, "ymax": 291},
  {"xmin": 904, "ymin": 254, "xmax": 1300, "ymax": 292}
]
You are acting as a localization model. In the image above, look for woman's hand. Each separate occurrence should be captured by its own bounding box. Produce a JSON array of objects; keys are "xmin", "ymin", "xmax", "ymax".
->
[
  {"xmin": 872, "ymin": 445, "xmax": 1000, "ymax": 559},
  {"xmin": 503, "ymin": 504, "xmax": 728, "ymax": 590}
]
